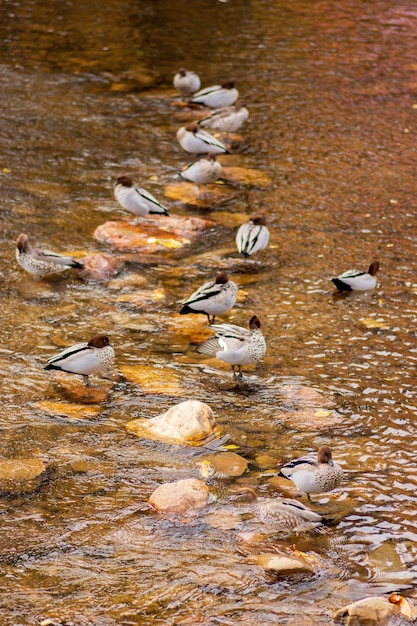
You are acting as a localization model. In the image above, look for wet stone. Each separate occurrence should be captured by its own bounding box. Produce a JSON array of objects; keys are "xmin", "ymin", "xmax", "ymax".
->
[
  {"xmin": 333, "ymin": 593, "xmax": 417, "ymax": 625},
  {"xmin": 274, "ymin": 408, "xmax": 348, "ymax": 431},
  {"xmin": 252, "ymin": 552, "xmax": 315, "ymax": 575},
  {"xmin": 36, "ymin": 400, "xmax": 102, "ymax": 420},
  {"xmin": 49, "ymin": 372, "xmax": 113, "ymax": 404},
  {"xmin": 94, "ymin": 214, "xmax": 215, "ymax": 252},
  {"xmin": 220, "ymin": 166, "xmax": 272, "ymax": 187},
  {"xmin": 149, "ymin": 478, "xmax": 210, "ymax": 518},
  {"xmin": 80, "ymin": 252, "xmax": 124, "ymax": 279},
  {"xmin": 198, "ymin": 452, "xmax": 249, "ymax": 478},
  {"xmin": 164, "ymin": 181, "xmax": 233, "ymax": 208},
  {"xmin": 0, "ymin": 458, "xmax": 47, "ymax": 494},
  {"xmin": 120, "ymin": 363, "xmax": 186, "ymax": 396},
  {"xmin": 126, "ymin": 399, "xmax": 220, "ymax": 445}
]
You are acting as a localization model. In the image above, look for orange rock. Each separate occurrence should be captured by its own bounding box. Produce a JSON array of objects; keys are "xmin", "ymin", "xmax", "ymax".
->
[
  {"xmin": 94, "ymin": 215, "xmax": 215, "ymax": 253},
  {"xmin": 50, "ymin": 372, "xmax": 113, "ymax": 404},
  {"xmin": 164, "ymin": 181, "xmax": 232, "ymax": 208},
  {"xmin": 220, "ymin": 166, "xmax": 272, "ymax": 187}
]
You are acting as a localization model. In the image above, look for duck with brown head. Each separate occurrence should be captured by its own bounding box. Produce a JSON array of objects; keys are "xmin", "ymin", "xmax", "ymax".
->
[
  {"xmin": 197, "ymin": 315, "xmax": 266, "ymax": 380},
  {"xmin": 180, "ymin": 271, "xmax": 238, "ymax": 323},
  {"xmin": 279, "ymin": 446, "xmax": 344, "ymax": 501},
  {"xmin": 173, "ymin": 68, "xmax": 201, "ymax": 101},
  {"xmin": 114, "ymin": 175, "xmax": 169, "ymax": 221},
  {"xmin": 44, "ymin": 334, "xmax": 115, "ymax": 386},
  {"xmin": 15, "ymin": 233, "xmax": 84, "ymax": 277},
  {"xmin": 332, "ymin": 260, "xmax": 380, "ymax": 292},
  {"xmin": 176, "ymin": 124, "xmax": 229, "ymax": 155},
  {"xmin": 191, "ymin": 81, "xmax": 239, "ymax": 108}
]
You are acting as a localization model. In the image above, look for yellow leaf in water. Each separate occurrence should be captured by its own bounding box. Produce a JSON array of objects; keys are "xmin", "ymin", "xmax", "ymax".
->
[
  {"xmin": 224, "ymin": 444, "xmax": 240, "ymax": 450},
  {"xmin": 360, "ymin": 318, "xmax": 389, "ymax": 329},
  {"xmin": 2, "ymin": 168, "xmax": 10, "ymax": 173},
  {"xmin": 152, "ymin": 289, "xmax": 165, "ymax": 301},
  {"xmin": 314, "ymin": 409, "xmax": 332, "ymax": 418}
]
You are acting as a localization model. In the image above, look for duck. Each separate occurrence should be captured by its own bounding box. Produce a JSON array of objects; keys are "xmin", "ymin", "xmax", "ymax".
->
[
  {"xmin": 180, "ymin": 271, "xmax": 237, "ymax": 323},
  {"xmin": 198, "ymin": 101, "xmax": 249, "ymax": 138},
  {"xmin": 252, "ymin": 497, "xmax": 326, "ymax": 533},
  {"xmin": 173, "ymin": 68, "xmax": 201, "ymax": 100},
  {"xmin": 278, "ymin": 446, "xmax": 344, "ymax": 501},
  {"xmin": 191, "ymin": 82, "xmax": 239, "ymax": 108},
  {"xmin": 197, "ymin": 315, "xmax": 266, "ymax": 380},
  {"xmin": 180, "ymin": 152, "xmax": 222, "ymax": 194},
  {"xmin": 235, "ymin": 216, "xmax": 270, "ymax": 257},
  {"xmin": 176, "ymin": 124, "xmax": 229, "ymax": 155},
  {"xmin": 332, "ymin": 260, "xmax": 379, "ymax": 292},
  {"xmin": 44, "ymin": 334, "xmax": 115, "ymax": 386},
  {"xmin": 114, "ymin": 175, "xmax": 169, "ymax": 220},
  {"xmin": 15, "ymin": 233, "xmax": 84, "ymax": 277}
]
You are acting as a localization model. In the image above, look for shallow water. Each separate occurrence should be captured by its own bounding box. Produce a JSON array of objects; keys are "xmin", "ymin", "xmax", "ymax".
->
[{"xmin": 1, "ymin": 0, "xmax": 417, "ymax": 624}]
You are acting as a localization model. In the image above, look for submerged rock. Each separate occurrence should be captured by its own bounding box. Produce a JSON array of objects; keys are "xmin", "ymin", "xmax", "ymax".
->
[
  {"xmin": 94, "ymin": 214, "xmax": 214, "ymax": 252},
  {"xmin": 0, "ymin": 458, "xmax": 47, "ymax": 494},
  {"xmin": 120, "ymin": 363, "xmax": 186, "ymax": 396},
  {"xmin": 253, "ymin": 552, "xmax": 315, "ymax": 575},
  {"xmin": 80, "ymin": 252, "xmax": 123, "ymax": 279},
  {"xmin": 149, "ymin": 478, "xmax": 210, "ymax": 518},
  {"xmin": 164, "ymin": 181, "xmax": 232, "ymax": 208},
  {"xmin": 333, "ymin": 592, "xmax": 417, "ymax": 624},
  {"xmin": 36, "ymin": 400, "xmax": 102, "ymax": 420},
  {"xmin": 220, "ymin": 166, "xmax": 272, "ymax": 187},
  {"xmin": 197, "ymin": 452, "xmax": 248, "ymax": 479},
  {"xmin": 126, "ymin": 399, "xmax": 220, "ymax": 445},
  {"xmin": 49, "ymin": 372, "xmax": 113, "ymax": 404}
]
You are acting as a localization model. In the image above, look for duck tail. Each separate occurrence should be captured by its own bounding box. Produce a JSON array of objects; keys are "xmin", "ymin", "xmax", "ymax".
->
[
  {"xmin": 180, "ymin": 304, "xmax": 194, "ymax": 315},
  {"xmin": 331, "ymin": 278, "xmax": 352, "ymax": 292},
  {"xmin": 44, "ymin": 363, "xmax": 60, "ymax": 371},
  {"xmin": 70, "ymin": 259, "xmax": 84, "ymax": 269},
  {"xmin": 196, "ymin": 337, "xmax": 220, "ymax": 356}
]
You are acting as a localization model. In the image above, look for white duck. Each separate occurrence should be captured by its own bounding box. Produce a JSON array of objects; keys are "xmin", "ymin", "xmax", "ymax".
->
[
  {"xmin": 235, "ymin": 216, "xmax": 270, "ymax": 257},
  {"xmin": 173, "ymin": 68, "xmax": 201, "ymax": 100},
  {"xmin": 176, "ymin": 124, "xmax": 229, "ymax": 155},
  {"xmin": 279, "ymin": 446, "xmax": 344, "ymax": 501},
  {"xmin": 180, "ymin": 271, "xmax": 237, "ymax": 323},
  {"xmin": 180, "ymin": 152, "xmax": 222, "ymax": 194},
  {"xmin": 197, "ymin": 315, "xmax": 266, "ymax": 380},
  {"xmin": 114, "ymin": 175, "xmax": 169, "ymax": 220},
  {"xmin": 44, "ymin": 334, "xmax": 115, "ymax": 386},
  {"xmin": 191, "ymin": 82, "xmax": 239, "ymax": 108},
  {"xmin": 332, "ymin": 260, "xmax": 379, "ymax": 292}
]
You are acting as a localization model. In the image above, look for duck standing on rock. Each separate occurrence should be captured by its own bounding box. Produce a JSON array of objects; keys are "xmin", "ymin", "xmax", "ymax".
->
[
  {"xmin": 278, "ymin": 446, "xmax": 344, "ymax": 501},
  {"xmin": 332, "ymin": 260, "xmax": 379, "ymax": 292},
  {"xmin": 176, "ymin": 124, "xmax": 229, "ymax": 155},
  {"xmin": 173, "ymin": 68, "xmax": 201, "ymax": 101},
  {"xmin": 197, "ymin": 315, "xmax": 266, "ymax": 381},
  {"xmin": 44, "ymin": 334, "xmax": 115, "ymax": 387},
  {"xmin": 15, "ymin": 233, "xmax": 84, "ymax": 277},
  {"xmin": 191, "ymin": 82, "xmax": 239, "ymax": 108},
  {"xmin": 180, "ymin": 271, "xmax": 238, "ymax": 323},
  {"xmin": 114, "ymin": 175, "xmax": 169, "ymax": 221},
  {"xmin": 180, "ymin": 152, "xmax": 222, "ymax": 195},
  {"xmin": 235, "ymin": 216, "xmax": 270, "ymax": 258}
]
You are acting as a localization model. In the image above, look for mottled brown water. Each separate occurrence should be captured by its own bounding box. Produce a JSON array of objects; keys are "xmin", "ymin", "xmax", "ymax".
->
[{"xmin": 1, "ymin": 0, "xmax": 417, "ymax": 624}]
